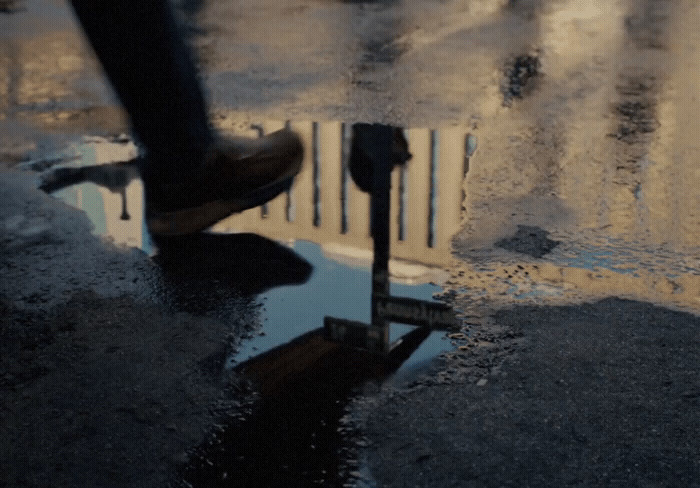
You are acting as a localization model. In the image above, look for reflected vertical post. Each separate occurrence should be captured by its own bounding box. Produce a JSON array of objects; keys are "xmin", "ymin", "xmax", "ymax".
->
[
  {"xmin": 119, "ymin": 187, "xmax": 130, "ymax": 221},
  {"xmin": 370, "ymin": 125, "xmax": 393, "ymax": 351}
]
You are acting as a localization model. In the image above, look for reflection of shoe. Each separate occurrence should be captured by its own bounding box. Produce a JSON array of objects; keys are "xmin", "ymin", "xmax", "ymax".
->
[
  {"xmin": 145, "ymin": 129, "xmax": 303, "ymax": 236},
  {"xmin": 153, "ymin": 232, "xmax": 313, "ymax": 298}
]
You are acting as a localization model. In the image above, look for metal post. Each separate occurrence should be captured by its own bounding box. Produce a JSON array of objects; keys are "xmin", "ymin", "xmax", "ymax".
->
[
  {"xmin": 325, "ymin": 124, "xmax": 458, "ymax": 354},
  {"xmin": 369, "ymin": 124, "xmax": 393, "ymax": 351}
]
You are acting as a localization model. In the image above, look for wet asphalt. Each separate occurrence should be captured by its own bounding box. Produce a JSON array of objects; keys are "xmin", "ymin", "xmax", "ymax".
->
[{"xmin": 2, "ymin": 0, "xmax": 700, "ymax": 487}]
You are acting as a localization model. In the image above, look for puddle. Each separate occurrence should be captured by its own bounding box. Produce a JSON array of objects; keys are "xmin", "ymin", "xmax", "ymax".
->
[
  {"xmin": 40, "ymin": 123, "xmax": 466, "ymax": 487},
  {"xmin": 39, "ymin": 128, "xmax": 462, "ymax": 370},
  {"xmin": 229, "ymin": 240, "xmax": 452, "ymax": 369},
  {"xmin": 36, "ymin": 116, "xmax": 699, "ymax": 486}
]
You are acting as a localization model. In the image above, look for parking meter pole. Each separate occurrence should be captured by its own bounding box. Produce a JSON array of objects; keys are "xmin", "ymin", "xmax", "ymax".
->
[{"xmin": 370, "ymin": 125, "xmax": 393, "ymax": 351}]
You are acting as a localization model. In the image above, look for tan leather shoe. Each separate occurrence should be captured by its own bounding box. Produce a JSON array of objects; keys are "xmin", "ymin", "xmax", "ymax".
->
[{"xmin": 145, "ymin": 129, "xmax": 303, "ymax": 236}]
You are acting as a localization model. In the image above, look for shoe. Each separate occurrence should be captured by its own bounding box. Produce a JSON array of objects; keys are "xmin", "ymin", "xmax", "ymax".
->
[{"xmin": 144, "ymin": 129, "xmax": 303, "ymax": 236}]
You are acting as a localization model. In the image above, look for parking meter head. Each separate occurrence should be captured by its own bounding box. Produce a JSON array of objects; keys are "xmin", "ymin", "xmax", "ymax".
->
[{"xmin": 349, "ymin": 123, "xmax": 411, "ymax": 192}]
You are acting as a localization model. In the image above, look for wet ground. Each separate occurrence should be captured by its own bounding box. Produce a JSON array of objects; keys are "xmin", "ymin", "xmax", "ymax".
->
[
  {"xmin": 2, "ymin": 0, "xmax": 700, "ymax": 487},
  {"xmin": 30, "ymin": 129, "xmax": 464, "ymax": 487}
]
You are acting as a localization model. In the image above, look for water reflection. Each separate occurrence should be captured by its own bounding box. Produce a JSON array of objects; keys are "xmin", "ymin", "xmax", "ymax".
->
[
  {"xmin": 40, "ymin": 118, "xmax": 699, "ymax": 313},
  {"xmin": 39, "ymin": 117, "xmax": 699, "ymax": 486},
  {"xmin": 40, "ymin": 128, "xmax": 457, "ymax": 356},
  {"xmin": 41, "ymin": 123, "xmax": 458, "ymax": 487},
  {"xmin": 153, "ymin": 233, "xmax": 313, "ymax": 314},
  {"xmin": 182, "ymin": 124, "xmax": 455, "ymax": 487},
  {"xmin": 184, "ymin": 325, "xmax": 431, "ymax": 487},
  {"xmin": 42, "ymin": 122, "xmax": 465, "ymax": 275}
]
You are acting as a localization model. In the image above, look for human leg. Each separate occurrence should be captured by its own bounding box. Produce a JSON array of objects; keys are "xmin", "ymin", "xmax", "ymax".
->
[
  {"xmin": 69, "ymin": 0, "xmax": 303, "ymax": 235},
  {"xmin": 69, "ymin": 0, "xmax": 212, "ymax": 178}
]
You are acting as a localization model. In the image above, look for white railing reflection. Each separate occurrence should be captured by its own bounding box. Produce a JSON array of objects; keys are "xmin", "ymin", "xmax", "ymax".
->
[{"xmin": 213, "ymin": 121, "xmax": 468, "ymax": 270}]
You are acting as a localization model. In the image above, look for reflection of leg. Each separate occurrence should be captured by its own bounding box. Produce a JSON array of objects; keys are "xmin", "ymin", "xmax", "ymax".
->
[{"xmin": 69, "ymin": 0, "xmax": 212, "ymax": 178}]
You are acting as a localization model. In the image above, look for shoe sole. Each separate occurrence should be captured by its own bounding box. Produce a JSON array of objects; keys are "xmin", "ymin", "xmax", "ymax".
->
[{"xmin": 147, "ymin": 173, "xmax": 295, "ymax": 236}]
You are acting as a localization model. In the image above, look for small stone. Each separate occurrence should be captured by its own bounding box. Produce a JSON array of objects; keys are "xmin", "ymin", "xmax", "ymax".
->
[{"xmin": 476, "ymin": 378, "xmax": 488, "ymax": 387}]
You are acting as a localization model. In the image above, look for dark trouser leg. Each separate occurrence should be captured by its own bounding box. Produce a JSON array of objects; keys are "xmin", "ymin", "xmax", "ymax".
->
[{"xmin": 69, "ymin": 0, "xmax": 213, "ymax": 178}]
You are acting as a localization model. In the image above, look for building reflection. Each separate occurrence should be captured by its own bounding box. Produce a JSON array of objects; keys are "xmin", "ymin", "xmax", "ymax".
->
[
  {"xmin": 41, "ymin": 118, "xmax": 699, "ymax": 311},
  {"xmin": 45, "ymin": 122, "xmax": 468, "ymax": 285},
  {"xmin": 212, "ymin": 121, "xmax": 467, "ymax": 279},
  {"xmin": 41, "ymin": 137, "xmax": 144, "ymax": 249}
]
